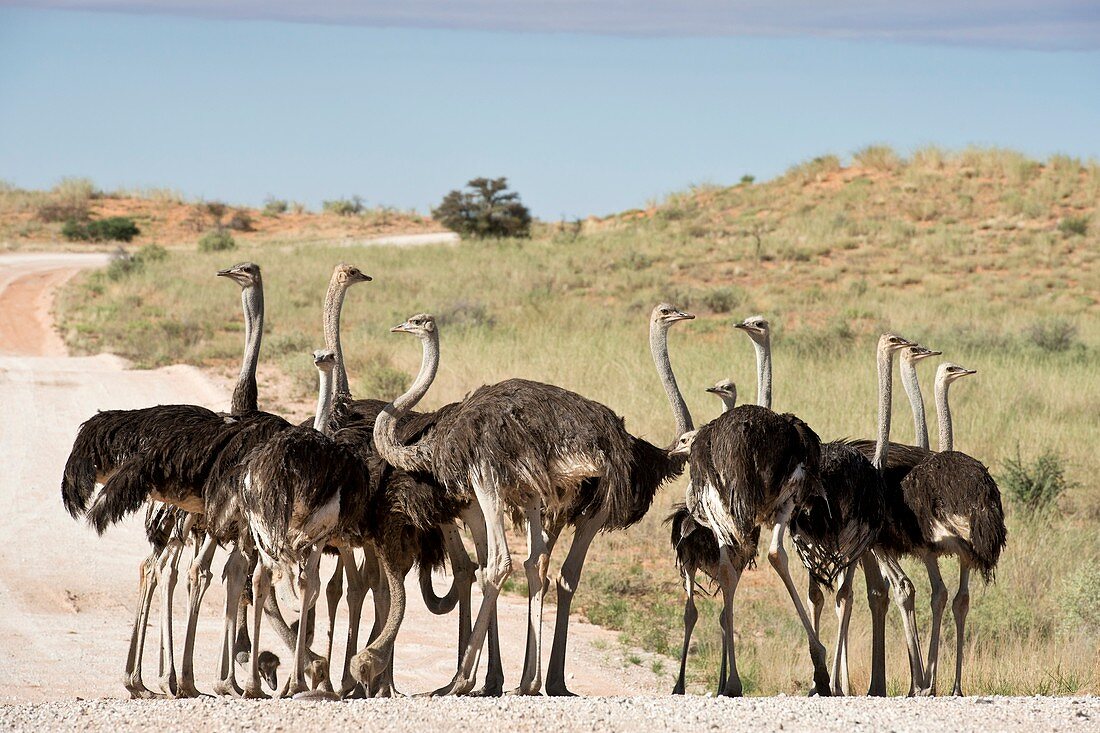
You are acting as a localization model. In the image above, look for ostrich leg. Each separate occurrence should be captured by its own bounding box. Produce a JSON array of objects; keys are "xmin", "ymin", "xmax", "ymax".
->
[
  {"xmin": 155, "ymin": 529, "xmax": 188, "ymax": 697},
  {"xmin": 831, "ymin": 563, "xmax": 857, "ymax": 696},
  {"xmin": 514, "ymin": 502, "xmax": 551, "ymax": 695},
  {"xmin": 715, "ymin": 547, "xmax": 744, "ymax": 697},
  {"xmin": 672, "ymin": 570, "xmax": 699, "ymax": 695},
  {"xmin": 243, "ymin": 563, "xmax": 272, "ymax": 699},
  {"xmin": 862, "ymin": 555, "xmax": 890, "ymax": 696},
  {"xmin": 923, "ymin": 553, "xmax": 949, "ymax": 695},
  {"xmin": 766, "ymin": 502, "xmax": 831, "ymax": 696},
  {"xmin": 286, "ymin": 545, "xmax": 324, "ymax": 696},
  {"xmin": 349, "ymin": 543, "xmax": 411, "ymax": 695},
  {"xmin": 338, "ymin": 548, "xmax": 372, "ymax": 697},
  {"xmin": 951, "ymin": 562, "xmax": 971, "ymax": 696},
  {"xmin": 808, "ymin": 578, "xmax": 824, "ymax": 635},
  {"xmin": 177, "ymin": 533, "xmax": 218, "ymax": 697},
  {"xmin": 309, "ymin": 553, "xmax": 344, "ymax": 695},
  {"xmin": 420, "ymin": 482, "xmax": 513, "ymax": 696},
  {"xmin": 545, "ymin": 506, "xmax": 610, "ymax": 696},
  {"xmin": 873, "ymin": 550, "xmax": 928, "ymax": 696},
  {"xmin": 442, "ymin": 523, "xmax": 476, "ymax": 670},
  {"xmin": 462, "ymin": 508, "xmax": 503, "ymax": 697},
  {"xmin": 213, "ymin": 546, "xmax": 248, "ymax": 696},
  {"xmin": 123, "ymin": 554, "xmax": 161, "ymax": 698}
]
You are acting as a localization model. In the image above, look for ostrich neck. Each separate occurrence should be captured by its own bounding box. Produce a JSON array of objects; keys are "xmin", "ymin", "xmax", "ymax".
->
[
  {"xmin": 719, "ymin": 395, "xmax": 736, "ymax": 413},
  {"xmin": 314, "ymin": 367, "xmax": 335, "ymax": 434},
  {"xmin": 373, "ymin": 331, "xmax": 439, "ymax": 472},
  {"xmin": 900, "ymin": 359, "xmax": 929, "ymax": 451},
  {"xmin": 230, "ymin": 284, "xmax": 263, "ymax": 414},
  {"xmin": 650, "ymin": 322, "xmax": 693, "ymax": 440},
  {"xmin": 753, "ymin": 336, "xmax": 772, "ymax": 409},
  {"xmin": 322, "ymin": 277, "xmax": 351, "ymax": 398},
  {"xmin": 873, "ymin": 348, "xmax": 894, "ymax": 473},
  {"xmin": 936, "ymin": 376, "xmax": 954, "ymax": 453}
]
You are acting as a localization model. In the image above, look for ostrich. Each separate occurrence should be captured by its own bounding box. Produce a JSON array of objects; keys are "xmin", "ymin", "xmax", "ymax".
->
[
  {"xmin": 371, "ymin": 304, "xmax": 694, "ymax": 696},
  {"xmin": 82, "ymin": 262, "xmax": 304, "ymax": 698},
  {"xmin": 901, "ymin": 361, "xmax": 1005, "ymax": 696},
  {"xmin": 315, "ymin": 262, "xmax": 478, "ymax": 697},
  {"xmin": 733, "ymin": 320, "xmax": 928, "ymax": 696},
  {"xmin": 900, "ymin": 345, "xmax": 943, "ymax": 450},
  {"xmin": 667, "ymin": 379, "xmax": 741, "ymax": 696},
  {"xmin": 60, "ymin": 261, "xmax": 268, "ymax": 697}
]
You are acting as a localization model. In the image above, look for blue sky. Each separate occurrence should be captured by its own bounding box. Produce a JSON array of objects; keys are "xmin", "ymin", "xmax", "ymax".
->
[{"xmin": 1, "ymin": 5, "xmax": 1098, "ymax": 218}]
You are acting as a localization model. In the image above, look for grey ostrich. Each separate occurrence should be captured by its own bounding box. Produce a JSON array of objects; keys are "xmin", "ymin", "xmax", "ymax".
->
[
  {"xmin": 371, "ymin": 304, "xmax": 694, "ymax": 696},
  {"xmin": 316, "ymin": 263, "xmax": 478, "ymax": 697},
  {"xmin": 733, "ymin": 320, "xmax": 929, "ymax": 696},
  {"xmin": 60, "ymin": 261, "xmax": 269, "ymax": 698},
  {"xmin": 903, "ymin": 361, "xmax": 1005, "ymax": 695},
  {"xmin": 668, "ymin": 379, "xmax": 738, "ymax": 696}
]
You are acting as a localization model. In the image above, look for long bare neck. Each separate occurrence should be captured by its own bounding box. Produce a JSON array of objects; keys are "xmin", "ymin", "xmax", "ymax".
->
[
  {"xmin": 753, "ymin": 335, "xmax": 772, "ymax": 409},
  {"xmin": 718, "ymin": 395, "xmax": 736, "ymax": 413},
  {"xmin": 314, "ymin": 367, "xmax": 335, "ymax": 434},
  {"xmin": 650, "ymin": 321, "xmax": 693, "ymax": 440},
  {"xmin": 373, "ymin": 331, "xmax": 439, "ymax": 472},
  {"xmin": 900, "ymin": 358, "xmax": 929, "ymax": 451},
  {"xmin": 935, "ymin": 375, "xmax": 954, "ymax": 452},
  {"xmin": 322, "ymin": 275, "xmax": 352, "ymax": 398},
  {"xmin": 230, "ymin": 283, "xmax": 263, "ymax": 414},
  {"xmin": 873, "ymin": 347, "xmax": 894, "ymax": 473}
]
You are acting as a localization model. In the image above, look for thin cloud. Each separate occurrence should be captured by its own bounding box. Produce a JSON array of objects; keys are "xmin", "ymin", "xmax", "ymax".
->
[{"xmin": 6, "ymin": 0, "xmax": 1100, "ymax": 49}]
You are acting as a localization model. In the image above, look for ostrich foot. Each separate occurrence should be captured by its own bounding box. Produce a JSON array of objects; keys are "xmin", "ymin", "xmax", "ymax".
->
[
  {"xmin": 544, "ymin": 681, "xmax": 578, "ymax": 697},
  {"xmin": 430, "ymin": 671, "xmax": 477, "ymax": 697},
  {"xmin": 158, "ymin": 672, "xmax": 179, "ymax": 698},
  {"xmin": 212, "ymin": 678, "xmax": 243, "ymax": 697},
  {"xmin": 468, "ymin": 684, "xmax": 505, "ymax": 698},
  {"xmin": 293, "ymin": 689, "xmax": 341, "ymax": 701},
  {"xmin": 342, "ymin": 682, "xmax": 368, "ymax": 699},
  {"xmin": 124, "ymin": 679, "xmax": 164, "ymax": 700},
  {"xmin": 174, "ymin": 679, "xmax": 202, "ymax": 698},
  {"xmin": 242, "ymin": 684, "xmax": 270, "ymax": 700}
]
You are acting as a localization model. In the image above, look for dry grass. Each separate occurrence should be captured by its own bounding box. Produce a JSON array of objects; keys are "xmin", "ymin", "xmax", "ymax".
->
[{"xmin": 55, "ymin": 147, "xmax": 1099, "ymax": 695}]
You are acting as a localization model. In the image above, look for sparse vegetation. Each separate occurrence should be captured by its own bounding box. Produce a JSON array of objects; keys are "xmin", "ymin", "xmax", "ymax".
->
[
  {"xmin": 432, "ymin": 177, "xmax": 531, "ymax": 239},
  {"xmin": 1000, "ymin": 449, "xmax": 1074, "ymax": 518},
  {"xmin": 61, "ymin": 216, "xmax": 140, "ymax": 243},
  {"xmin": 1058, "ymin": 216, "xmax": 1089, "ymax": 237},
  {"xmin": 197, "ymin": 229, "xmax": 236, "ymax": 252},
  {"xmin": 262, "ymin": 197, "xmax": 289, "ymax": 216},
  {"xmin": 1026, "ymin": 319, "xmax": 1079, "ymax": 353},
  {"xmin": 323, "ymin": 196, "xmax": 365, "ymax": 217}
]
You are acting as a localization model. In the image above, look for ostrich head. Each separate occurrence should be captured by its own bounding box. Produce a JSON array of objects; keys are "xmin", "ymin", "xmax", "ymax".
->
[
  {"xmin": 901, "ymin": 344, "xmax": 941, "ymax": 365},
  {"xmin": 669, "ymin": 429, "xmax": 698, "ymax": 456},
  {"xmin": 878, "ymin": 332, "xmax": 913, "ymax": 355},
  {"xmin": 313, "ymin": 349, "xmax": 337, "ymax": 370},
  {"xmin": 734, "ymin": 315, "xmax": 770, "ymax": 344},
  {"xmin": 216, "ymin": 261, "xmax": 261, "ymax": 288},
  {"xmin": 705, "ymin": 379, "xmax": 736, "ymax": 401},
  {"xmin": 334, "ymin": 263, "xmax": 372, "ymax": 286},
  {"xmin": 391, "ymin": 313, "xmax": 436, "ymax": 336},
  {"xmin": 257, "ymin": 650, "xmax": 280, "ymax": 691},
  {"xmin": 651, "ymin": 303, "xmax": 695, "ymax": 328},
  {"xmin": 937, "ymin": 362, "xmax": 976, "ymax": 385}
]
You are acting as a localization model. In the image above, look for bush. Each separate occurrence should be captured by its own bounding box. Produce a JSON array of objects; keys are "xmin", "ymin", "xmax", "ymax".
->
[
  {"xmin": 999, "ymin": 448, "xmax": 1073, "ymax": 517},
  {"xmin": 198, "ymin": 229, "xmax": 236, "ymax": 252},
  {"xmin": 62, "ymin": 216, "xmax": 140, "ymax": 242},
  {"xmin": 853, "ymin": 145, "xmax": 901, "ymax": 172},
  {"xmin": 105, "ymin": 249, "xmax": 141, "ymax": 281},
  {"xmin": 700, "ymin": 287, "xmax": 742, "ymax": 314},
  {"xmin": 740, "ymin": 174, "xmax": 755, "ymax": 185},
  {"xmin": 432, "ymin": 177, "xmax": 531, "ymax": 239},
  {"xmin": 1059, "ymin": 562, "xmax": 1100, "ymax": 634},
  {"xmin": 136, "ymin": 243, "xmax": 167, "ymax": 263},
  {"xmin": 38, "ymin": 199, "xmax": 89, "ymax": 223},
  {"xmin": 1025, "ymin": 319, "xmax": 1078, "ymax": 352},
  {"xmin": 1058, "ymin": 216, "xmax": 1089, "ymax": 237},
  {"xmin": 225, "ymin": 208, "xmax": 254, "ymax": 232},
  {"xmin": 323, "ymin": 196, "xmax": 365, "ymax": 216},
  {"xmin": 263, "ymin": 197, "xmax": 288, "ymax": 216},
  {"xmin": 437, "ymin": 300, "xmax": 495, "ymax": 329}
]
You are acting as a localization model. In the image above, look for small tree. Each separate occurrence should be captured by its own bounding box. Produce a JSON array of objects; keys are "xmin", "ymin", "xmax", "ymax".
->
[{"xmin": 432, "ymin": 177, "xmax": 531, "ymax": 239}]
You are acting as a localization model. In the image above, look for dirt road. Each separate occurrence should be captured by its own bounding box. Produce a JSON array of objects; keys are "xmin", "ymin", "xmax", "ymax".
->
[
  {"xmin": 1, "ymin": 252, "xmax": 1094, "ymax": 731},
  {"xmin": 0, "ymin": 252, "xmax": 661, "ymax": 705}
]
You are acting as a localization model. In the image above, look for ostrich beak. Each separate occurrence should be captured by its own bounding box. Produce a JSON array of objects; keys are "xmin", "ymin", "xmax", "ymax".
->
[
  {"xmin": 671, "ymin": 309, "xmax": 695, "ymax": 322},
  {"xmin": 216, "ymin": 267, "xmax": 236, "ymax": 279},
  {"xmin": 705, "ymin": 386, "xmax": 721, "ymax": 394},
  {"xmin": 356, "ymin": 273, "xmax": 373, "ymax": 283},
  {"xmin": 391, "ymin": 322, "xmax": 412, "ymax": 333}
]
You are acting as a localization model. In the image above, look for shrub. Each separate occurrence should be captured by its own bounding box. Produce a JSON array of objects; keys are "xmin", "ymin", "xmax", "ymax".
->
[
  {"xmin": 62, "ymin": 216, "xmax": 140, "ymax": 242},
  {"xmin": 1059, "ymin": 562, "xmax": 1100, "ymax": 634},
  {"xmin": 700, "ymin": 287, "xmax": 742, "ymax": 314},
  {"xmin": 437, "ymin": 300, "xmax": 495, "ymax": 329},
  {"xmin": 323, "ymin": 196, "xmax": 365, "ymax": 216},
  {"xmin": 1058, "ymin": 216, "xmax": 1089, "ymax": 237},
  {"xmin": 1025, "ymin": 319, "xmax": 1078, "ymax": 352},
  {"xmin": 263, "ymin": 197, "xmax": 288, "ymax": 216},
  {"xmin": 198, "ymin": 229, "xmax": 236, "ymax": 252},
  {"xmin": 105, "ymin": 248, "xmax": 142, "ymax": 281},
  {"xmin": 999, "ymin": 448, "xmax": 1073, "ymax": 517},
  {"xmin": 853, "ymin": 145, "xmax": 901, "ymax": 172},
  {"xmin": 202, "ymin": 201, "xmax": 228, "ymax": 221},
  {"xmin": 38, "ymin": 198, "xmax": 90, "ymax": 223},
  {"xmin": 432, "ymin": 177, "xmax": 531, "ymax": 239},
  {"xmin": 225, "ymin": 208, "xmax": 254, "ymax": 232},
  {"xmin": 740, "ymin": 174, "xmax": 755, "ymax": 185},
  {"xmin": 136, "ymin": 243, "xmax": 167, "ymax": 263}
]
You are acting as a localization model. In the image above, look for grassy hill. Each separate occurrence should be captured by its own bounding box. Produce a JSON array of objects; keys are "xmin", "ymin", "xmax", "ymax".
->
[{"xmin": 55, "ymin": 146, "xmax": 1099, "ymax": 694}]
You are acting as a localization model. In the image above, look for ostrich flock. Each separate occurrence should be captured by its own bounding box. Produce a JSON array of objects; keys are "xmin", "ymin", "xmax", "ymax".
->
[{"xmin": 60, "ymin": 261, "xmax": 1005, "ymax": 701}]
